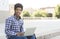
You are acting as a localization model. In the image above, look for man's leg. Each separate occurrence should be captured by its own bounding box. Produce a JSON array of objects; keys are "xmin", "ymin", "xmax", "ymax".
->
[
  {"xmin": 26, "ymin": 34, "xmax": 36, "ymax": 39},
  {"xmin": 15, "ymin": 36, "xmax": 27, "ymax": 39},
  {"xmin": 9, "ymin": 35, "xmax": 27, "ymax": 39},
  {"xmin": 31, "ymin": 34, "xmax": 36, "ymax": 39}
]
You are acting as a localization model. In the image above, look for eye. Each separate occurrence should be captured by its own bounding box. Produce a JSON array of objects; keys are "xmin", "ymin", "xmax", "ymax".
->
[{"xmin": 16, "ymin": 8, "xmax": 22, "ymax": 11}]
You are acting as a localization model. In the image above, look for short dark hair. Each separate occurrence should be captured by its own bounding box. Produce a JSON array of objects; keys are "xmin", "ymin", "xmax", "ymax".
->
[{"xmin": 14, "ymin": 3, "xmax": 23, "ymax": 11}]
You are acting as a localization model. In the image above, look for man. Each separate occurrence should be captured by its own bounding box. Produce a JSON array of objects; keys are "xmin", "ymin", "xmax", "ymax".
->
[{"xmin": 5, "ymin": 3, "xmax": 25, "ymax": 39}]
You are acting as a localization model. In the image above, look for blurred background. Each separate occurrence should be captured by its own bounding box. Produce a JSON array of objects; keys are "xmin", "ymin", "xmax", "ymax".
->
[{"xmin": 0, "ymin": 0, "xmax": 60, "ymax": 39}]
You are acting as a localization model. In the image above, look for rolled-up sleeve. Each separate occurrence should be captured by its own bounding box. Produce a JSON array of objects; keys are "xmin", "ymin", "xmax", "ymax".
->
[{"xmin": 5, "ymin": 19, "xmax": 17, "ymax": 35}]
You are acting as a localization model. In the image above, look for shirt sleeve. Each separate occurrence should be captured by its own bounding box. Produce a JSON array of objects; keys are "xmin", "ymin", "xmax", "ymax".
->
[
  {"xmin": 5, "ymin": 18, "xmax": 17, "ymax": 35},
  {"xmin": 20, "ymin": 20, "xmax": 25, "ymax": 32}
]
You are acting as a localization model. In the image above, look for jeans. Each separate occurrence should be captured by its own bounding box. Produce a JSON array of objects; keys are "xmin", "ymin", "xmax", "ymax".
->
[
  {"xmin": 26, "ymin": 34, "xmax": 36, "ymax": 39},
  {"xmin": 8, "ymin": 35, "xmax": 27, "ymax": 39},
  {"xmin": 7, "ymin": 34, "xmax": 36, "ymax": 39}
]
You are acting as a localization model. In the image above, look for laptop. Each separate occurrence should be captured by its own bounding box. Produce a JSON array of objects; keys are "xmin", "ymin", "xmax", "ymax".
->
[{"xmin": 24, "ymin": 28, "xmax": 36, "ymax": 36}]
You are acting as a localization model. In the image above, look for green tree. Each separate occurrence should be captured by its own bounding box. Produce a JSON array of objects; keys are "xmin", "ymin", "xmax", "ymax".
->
[
  {"xmin": 32, "ymin": 10, "xmax": 47, "ymax": 17},
  {"xmin": 47, "ymin": 13, "xmax": 52, "ymax": 17},
  {"xmin": 55, "ymin": 5, "xmax": 60, "ymax": 18},
  {"xmin": 22, "ymin": 10, "xmax": 31, "ymax": 17}
]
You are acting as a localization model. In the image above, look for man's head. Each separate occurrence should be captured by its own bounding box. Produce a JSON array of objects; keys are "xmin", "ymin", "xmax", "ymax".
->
[{"xmin": 14, "ymin": 3, "xmax": 23, "ymax": 17}]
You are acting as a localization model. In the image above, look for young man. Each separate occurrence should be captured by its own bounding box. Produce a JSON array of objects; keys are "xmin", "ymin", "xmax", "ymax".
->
[{"xmin": 5, "ymin": 3, "xmax": 25, "ymax": 39}]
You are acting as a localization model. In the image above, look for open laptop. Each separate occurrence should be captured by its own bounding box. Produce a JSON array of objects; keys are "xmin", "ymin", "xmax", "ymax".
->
[{"xmin": 24, "ymin": 28, "xmax": 36, "ymax": 36}]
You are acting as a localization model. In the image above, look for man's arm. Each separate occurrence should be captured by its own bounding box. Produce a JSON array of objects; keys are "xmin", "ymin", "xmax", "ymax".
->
[
  {"xmin": 17, "ymin": 20, "xmax": 25, "ymax": 36},
  {"xmin": 5, "ymin": 19, "xmax": 17, "ymax": 35},
  {"xmin": 20, "ymin": 22, "xmax": 24, "ymax": 32}
]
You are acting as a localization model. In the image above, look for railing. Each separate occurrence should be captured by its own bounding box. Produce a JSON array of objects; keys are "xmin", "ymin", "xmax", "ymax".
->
[{"xmin": 22, "ymin": 17, "xmax": 58, "ymax": 20}]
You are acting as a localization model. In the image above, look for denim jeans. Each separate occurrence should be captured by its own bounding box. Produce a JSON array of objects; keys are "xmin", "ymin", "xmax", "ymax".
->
[
  {"xmin": 26, "ymin": 34, "xmax": 36, "ymax": 39},
  {"xmin": 8, "ymin": 35, "xmax": 27, "ymax": 39},
  {"xmin": 7, "ymin": 34, "xmax": 36, "ymax": 39}
]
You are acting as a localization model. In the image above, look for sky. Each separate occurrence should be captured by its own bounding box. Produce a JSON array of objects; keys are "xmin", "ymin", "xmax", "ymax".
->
[
  {"xmin": 0, "ymin": 0, "xmax": 60, "ymax": 10},
  {"xmin": 0, "ymin": 0, "xmax": 9, "ymax": 11}
]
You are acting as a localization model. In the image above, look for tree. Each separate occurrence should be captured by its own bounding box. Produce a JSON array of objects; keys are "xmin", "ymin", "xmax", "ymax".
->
[
  {"xmin": 55, "ymin": 5, "xmax": 60, "ymax": 18},
  {"xmin": 22, "ymin": 10, "xmax": 31, "ymax": 17},
  {"xmin": 47, "ymin": 13, "xmax": 52, "ymax": 17},
  {"xmin": 32, "ymin": 10, "xmax": 47, "ymax": 17}
]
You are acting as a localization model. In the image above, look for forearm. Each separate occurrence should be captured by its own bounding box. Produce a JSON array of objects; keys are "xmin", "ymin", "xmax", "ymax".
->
[{"xmin": 5, "ymin": 29, "xmax": 17, "ymax": 35}]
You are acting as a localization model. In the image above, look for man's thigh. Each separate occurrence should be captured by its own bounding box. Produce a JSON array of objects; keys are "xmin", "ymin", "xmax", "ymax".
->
[
  {"xmin": 8, "ymin": 35, "xmax": 27, "ymax": 39},
  {"xmin": 26, "ymin": 34, "xmax": 36, "ymax": 39}
]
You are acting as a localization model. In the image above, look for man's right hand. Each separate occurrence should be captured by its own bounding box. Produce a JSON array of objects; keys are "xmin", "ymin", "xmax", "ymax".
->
[{"xmin": 16, "ymin": 32, "xmax": 24, "ymax": 36}]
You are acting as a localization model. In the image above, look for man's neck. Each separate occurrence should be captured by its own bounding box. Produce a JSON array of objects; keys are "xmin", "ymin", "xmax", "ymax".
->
[{"xmin": 14, "ymin": 14, "xmax": 21, "ymax": 20}]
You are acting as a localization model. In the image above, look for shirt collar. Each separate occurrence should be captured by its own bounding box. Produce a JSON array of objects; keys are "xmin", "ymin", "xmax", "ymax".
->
[{"xmin": 13, "ymin": 14, "xmax": 21, "ymax": 20}]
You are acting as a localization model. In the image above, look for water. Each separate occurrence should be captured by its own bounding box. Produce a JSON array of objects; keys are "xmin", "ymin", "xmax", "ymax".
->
[{"xmin": 0, "ymin": 19, "xmax": 60, "ymax": 39}]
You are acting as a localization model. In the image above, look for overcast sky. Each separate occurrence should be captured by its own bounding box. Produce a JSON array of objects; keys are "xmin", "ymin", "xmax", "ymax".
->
[
  {"xmin": 0, "ymin": 0, "xmax": 9, "ymax": 11},
  {"xmin": 0, "ymin": 0, "xmax": 60, "ymax": 11}
]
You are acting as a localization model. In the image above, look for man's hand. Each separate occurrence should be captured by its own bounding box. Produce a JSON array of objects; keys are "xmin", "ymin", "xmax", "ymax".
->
[{"xmin": 16, "ymin": 32, "xmax": 24, "ymax": 36}]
